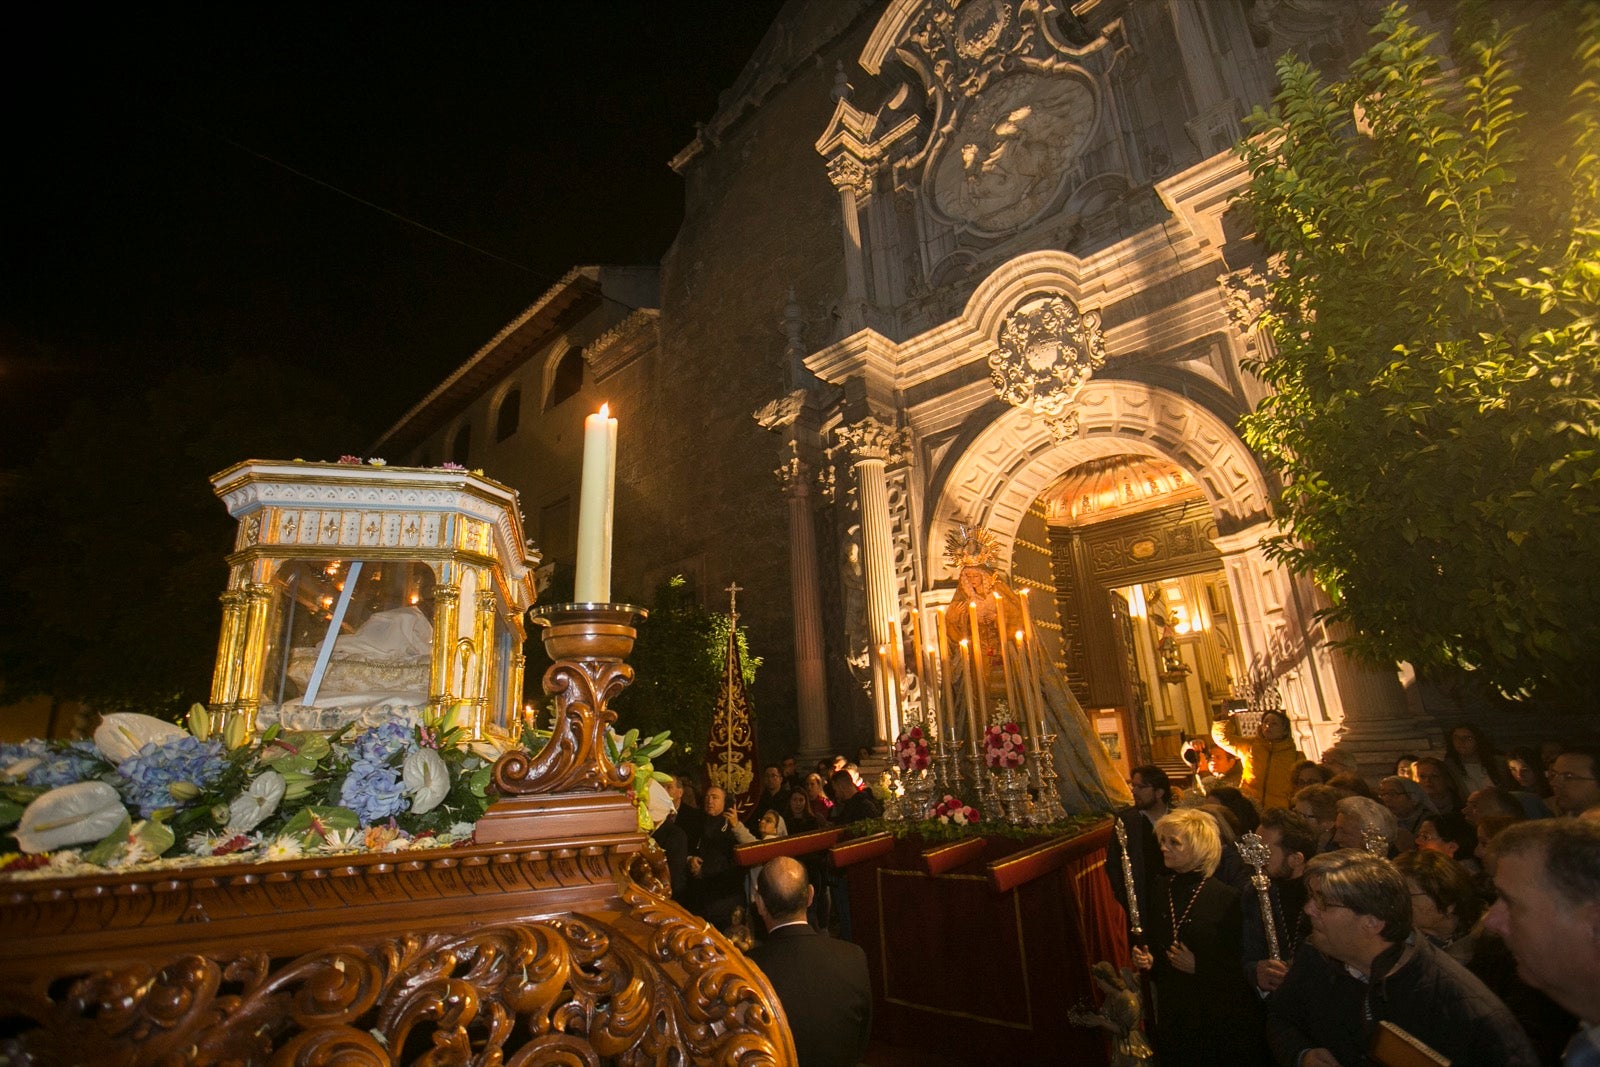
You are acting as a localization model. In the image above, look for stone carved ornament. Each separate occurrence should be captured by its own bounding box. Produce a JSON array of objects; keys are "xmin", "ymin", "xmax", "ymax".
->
[
  {"xmin": 989, "ymin": 294, "xmax": 1107, "ymax": 441},
  {"xmin": 893, "ymin": 0, "xmax": 1102, "ymax": 237}
]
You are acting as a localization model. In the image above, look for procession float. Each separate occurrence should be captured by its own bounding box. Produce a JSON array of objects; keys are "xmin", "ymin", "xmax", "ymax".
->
[
  {"xmin": 0, "ymin": 451, "xmax": 792, "ymax": 1064},
  {"xmin": 1, "ymin": 434, "xmax": 1139, "ymax": 1064}
]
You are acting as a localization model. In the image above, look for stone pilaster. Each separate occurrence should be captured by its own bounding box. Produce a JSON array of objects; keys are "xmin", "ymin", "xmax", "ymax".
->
[
  {"xmin": 776, "ymin": 453, "xmax": 830, "ymax": 760},
  {"xmin": 825, "ymin": 154, "xmax": 871, "ymax": 331},
  {"xmin": 836, "ymin": 417, "xmax": 910, "ymax": 744}
]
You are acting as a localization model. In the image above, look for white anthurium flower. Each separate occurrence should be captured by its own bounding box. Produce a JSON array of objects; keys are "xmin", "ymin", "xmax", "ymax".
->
[
  {"xmin": 15, "ymin": 781, "xmax": 129, "ymax": 853},
  {"xmin": 94, "ymin": 713, "xmax": 186, "ymax": 764},
  {"xmin": 1, "ymin": 756, "xmax": 41, "ymax": 781},
  {"xmin": 645, "ymin": 778, "xmax": 675, "ymax": 827},
  {"xmin": 403, "ymin": 748, "xmax": 449, "ymax": 815},
  {"xmin": 226, "ymin": 770, "xmax": 287, "ymax": 834}
]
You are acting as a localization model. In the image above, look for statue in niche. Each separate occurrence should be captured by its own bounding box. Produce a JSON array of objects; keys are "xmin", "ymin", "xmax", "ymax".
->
[{"xmin": 943, "ymin": 524, "xmax": 1132, "ymax": 812}]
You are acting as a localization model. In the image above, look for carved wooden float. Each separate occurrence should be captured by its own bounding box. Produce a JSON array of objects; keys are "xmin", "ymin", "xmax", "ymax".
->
[{"xmin": 0, "ymin": 603, "xmax": 795, "ymax": 1065}]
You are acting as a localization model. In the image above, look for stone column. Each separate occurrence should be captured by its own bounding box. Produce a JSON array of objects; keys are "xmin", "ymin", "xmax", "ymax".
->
[
  {"xmin": 1213, "ymin": 524, "xmax": 1413, "ymax": 772},
  {"xmin": 1167, "ymin": 0, "xmax": 1239, "ymax": 155},
  {"xmin": 777, "ymin": 453, "xmax": 830, "ymax": 759},
  {"xmin": 836, "ymin": 417, "xmax": 909, "ymax": 745},
  {"xmin": 826, "ymin": 155, "xmax": 871, "ymax": 331}
]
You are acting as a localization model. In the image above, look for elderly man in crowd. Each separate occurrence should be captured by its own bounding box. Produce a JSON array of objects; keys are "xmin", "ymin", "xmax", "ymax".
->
[
  {"xmin": 1332, "ymin": 795, "xmax": 1400, "ymax": 855},
  {"xmin": 1267, "ymin": 850, "xmax": 1537, "ymax": 1067},
  {"xmin": 748, "ymin": 856, "xmax": 872, "ymax": 1067},
  {"xmin": 1485, "ymin": 820, "xmax": 1600, "ymax": 1066}
]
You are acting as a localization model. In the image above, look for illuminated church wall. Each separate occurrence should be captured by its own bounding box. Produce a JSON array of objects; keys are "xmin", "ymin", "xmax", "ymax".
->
[{"xmin": 386, "ymin": 0, "xmax": 1451, "ymax": 768}]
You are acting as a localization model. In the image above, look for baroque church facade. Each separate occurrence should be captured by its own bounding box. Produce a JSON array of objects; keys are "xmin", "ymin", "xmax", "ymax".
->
[{"xmin": 375, "ymin": 0, "xmax": 1447, "ymax": 772}]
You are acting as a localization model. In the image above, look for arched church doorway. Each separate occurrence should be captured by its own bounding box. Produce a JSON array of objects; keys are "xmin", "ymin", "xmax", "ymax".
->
[
  {"xmin": 928, "ymin": 380, "xmax": 1277, "ymax": 769},
  {"xmin": 1026, "ymin": 453, "xmax": 1245, "ymax": 765}
]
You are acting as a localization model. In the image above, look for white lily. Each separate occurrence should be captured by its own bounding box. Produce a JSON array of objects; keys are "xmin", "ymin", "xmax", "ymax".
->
[
  {"xmin": 94, "ymin": 713, "xmax": 186, "ymax": 764},
  {"xmin": 225, "ymin": 770, "xmax": 287, "ymax": 833},
  {"xmin": 403, "ymin": 748, "xmax": 449, "ymax": 814},
  {"xmin": 15, "ymin": 781, "xmax": 129, "ymax": 853}
]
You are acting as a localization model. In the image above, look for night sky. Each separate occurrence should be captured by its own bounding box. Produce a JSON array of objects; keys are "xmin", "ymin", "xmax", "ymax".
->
[{"xmin": 1, "ymin": 2, "xmax": 786, "ymax": 468}]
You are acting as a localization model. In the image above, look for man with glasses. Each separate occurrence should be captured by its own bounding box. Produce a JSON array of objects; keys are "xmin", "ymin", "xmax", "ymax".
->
[
  {"xmin": 1548, "ymin": 746, "xmax": 1600, "ymax": 817},
  {"xmin": 1267, "ymin": 850, "xmax": 1537, "ymax": 1067},
  {"xmin": 1107, "ymin": 765, "xmax": 1171, "ymax": 944}
]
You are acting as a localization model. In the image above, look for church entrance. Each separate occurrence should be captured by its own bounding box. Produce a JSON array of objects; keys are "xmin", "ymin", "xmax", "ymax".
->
[
  {"xmin": 1008, "ymin": 451, "xmax": 1246, "ymax": 768},
  {"xmin": 928, "ymin": 381, "xmax": 1282, "ymax": 771}
]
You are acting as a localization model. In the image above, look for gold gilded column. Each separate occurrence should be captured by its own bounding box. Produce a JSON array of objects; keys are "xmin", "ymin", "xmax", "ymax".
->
[
  {"xmin": 232, "ymin": 581, "xmax": 275, "ymax": 736},
  {"xmin": 429, "ymin": 576, "xmax": 462, "ymax": 722},
  {"xmin": 209, "ymin": 584, "xmax": 249, "ymax": 713}
]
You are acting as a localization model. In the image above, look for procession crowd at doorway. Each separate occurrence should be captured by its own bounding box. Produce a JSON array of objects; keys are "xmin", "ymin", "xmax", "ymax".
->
[
  {"xmin": 1111, "ymin": 719, "xmax": 1600, "ymax": 1067},
  {"xmin": 650, "ymin": 727, "xmax": 1600, "ymax": 1067}
]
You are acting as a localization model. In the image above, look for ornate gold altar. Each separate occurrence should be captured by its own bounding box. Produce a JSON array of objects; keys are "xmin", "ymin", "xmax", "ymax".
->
[{"xmin": 0, "ymin": 462, "xmax": 793, "ymax": 1065}]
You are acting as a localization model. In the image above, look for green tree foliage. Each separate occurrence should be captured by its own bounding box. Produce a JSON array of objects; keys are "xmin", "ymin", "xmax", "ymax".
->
[
  {"xmin": 607, "ymin": 576, "xmax": 760, "ymax": 775},
  {"xmin": 0, "ymin": 362, "xmax": 354, "ymax": 718},
  {"xmin": 1237, "ymin": 2, "xmax": 1600, "ymax": 702}
]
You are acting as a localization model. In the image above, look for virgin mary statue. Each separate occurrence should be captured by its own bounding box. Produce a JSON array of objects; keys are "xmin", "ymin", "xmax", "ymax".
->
[{"xmin": 942, "ymin": 525, "xmax": 1132, "ymax": 813}]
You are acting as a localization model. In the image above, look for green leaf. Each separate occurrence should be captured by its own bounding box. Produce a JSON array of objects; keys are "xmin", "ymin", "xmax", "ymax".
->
[
  {"xmin": 280, "ymin": 805, "xmax": 359, "ymax": 844},
  {"xmin": 84, "ymin": 813, "xmax": 133, "ymax": 866}
]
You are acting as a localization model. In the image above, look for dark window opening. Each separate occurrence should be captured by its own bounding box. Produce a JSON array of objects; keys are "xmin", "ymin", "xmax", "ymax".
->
[
  {"xmin": 495, "ymin": 387, "xmax": 521, "ymax": 442},
  {"xmin": 547, "ymin": 348, "xmax": 584, "ymax": 409}
]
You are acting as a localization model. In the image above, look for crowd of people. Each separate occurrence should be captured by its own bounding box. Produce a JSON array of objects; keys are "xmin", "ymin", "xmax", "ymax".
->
[
  {"xmin": 649, "ymin": 724, "xmax": 1600, "ymax": 1067},
  {"xmin": 650, "ymin": 754, "xmax": 882, "ymax": 938},
  {"xmin": 649, "ymin": 753, "xmax": 882, "ymax": 1065},
  {"xmin": 1113, "ymin": 717, "xmax": 1600, "ymax": 1067}
]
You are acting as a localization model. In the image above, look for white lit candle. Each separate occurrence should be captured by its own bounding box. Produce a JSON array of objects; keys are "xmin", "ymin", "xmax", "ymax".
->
[{"xmin": 574, "ymin": 403, "xmax": 618, "ymax": 603}]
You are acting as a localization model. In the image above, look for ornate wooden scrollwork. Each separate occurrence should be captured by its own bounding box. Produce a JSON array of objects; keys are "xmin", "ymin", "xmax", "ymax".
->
[
  {"xmin": 0, "ymin": 877, "xmax": 792, "ymax": 1065},
  {"xmin": 493, "ymin": 603, "xmax": 646, "ymax": 796}
]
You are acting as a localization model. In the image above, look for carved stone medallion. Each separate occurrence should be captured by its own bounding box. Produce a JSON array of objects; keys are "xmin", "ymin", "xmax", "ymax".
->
[
  {"xmin": 929, "ymin": 72, "xmax": 1096, "ymax": 235},
  {"xmin": 988, "ymin": 295, "xmax": 1107, "ymax": 438}
]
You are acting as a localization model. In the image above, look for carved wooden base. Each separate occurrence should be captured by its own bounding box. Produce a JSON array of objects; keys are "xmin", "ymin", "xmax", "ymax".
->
[{"xmin": 0, "ymin": 876, "xmax": 791, "ymax": 1065}]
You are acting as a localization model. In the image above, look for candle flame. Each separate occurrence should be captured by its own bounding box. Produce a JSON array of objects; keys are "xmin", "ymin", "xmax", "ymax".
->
[
  {"xmin": 959, "ymin": 639, "xmax": 969, "ymax": 648},
  {"xmin": 1015, "ymin": 630, "xmax": 1024, "ymax": 642},
  {"xmin": 599, "ymin": 402, "xmax": 610, "ymax": 418}
]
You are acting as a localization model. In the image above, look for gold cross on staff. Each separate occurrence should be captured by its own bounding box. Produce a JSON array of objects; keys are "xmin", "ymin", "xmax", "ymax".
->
[{"xmin": 725, "ymin": 581, "xmax": 743, "ymax": 622}]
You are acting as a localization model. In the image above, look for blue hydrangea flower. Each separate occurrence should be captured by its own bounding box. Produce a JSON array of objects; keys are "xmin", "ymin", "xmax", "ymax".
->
[
  {"xmin": 116, "ymin": 736, "xmax": 227, "ymax": 817},
  {"xmin": 346, "ymin": 721, "xmax": 415, "ymax": 767},
  {"xmin": 1, "ymin": 739, "xmax": 113, "ymax": 789},
  {"xmin": 339, "ymin": 759, "xmax": 408, "ymax": 825}
]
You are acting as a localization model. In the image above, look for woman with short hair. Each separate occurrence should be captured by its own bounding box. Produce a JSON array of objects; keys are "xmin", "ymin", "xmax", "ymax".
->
[
  {"xmin": 1131, "ymin": 808, "xmax": 1269, "ymax": 1066},
  {"xmin": 1395, "ymin": 849, "xmax": 1484, "ymax": 962}
]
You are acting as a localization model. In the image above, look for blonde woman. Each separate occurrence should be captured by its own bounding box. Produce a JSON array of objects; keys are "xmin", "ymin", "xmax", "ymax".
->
[{"xmin": 1131, "ymin": 808, "xmax": 1270, "ymax": 1067}]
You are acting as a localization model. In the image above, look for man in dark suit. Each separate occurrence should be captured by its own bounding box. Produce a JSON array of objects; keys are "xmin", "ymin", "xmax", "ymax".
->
[{"xmin": 748, "ymin": 856, "xmax": 872, "ymax": 1067}]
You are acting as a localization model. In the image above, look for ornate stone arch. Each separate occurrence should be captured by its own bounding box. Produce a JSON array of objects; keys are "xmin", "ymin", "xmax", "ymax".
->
[{"xmin": 927, "ymin": 380, "xmax": 1273, "ymax": 576}]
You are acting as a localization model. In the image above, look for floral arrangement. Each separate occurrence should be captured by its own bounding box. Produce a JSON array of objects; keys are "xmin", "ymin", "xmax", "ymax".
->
[
  {"xmin": 0, "ymin": 705, "xmax": 500, "ymax": 877},
  {"xmin": 0, "ymin": 705, "xmax": 676, "ymax": 881},
  {"xmin": 932, "ymin": 794, "xmax": 980, "ymax": 827},
  {"xmin": 983, "ymin": 720, "xmax": 1027, "ymax": 769},
  {"xmin": 893, "ymin": 722, "xmax": 931, "ymax": 773}
]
